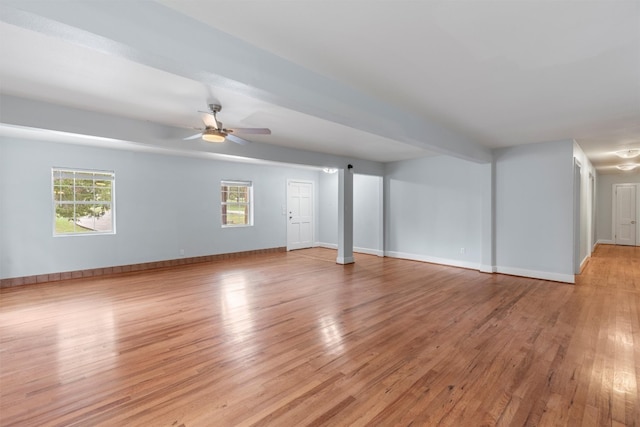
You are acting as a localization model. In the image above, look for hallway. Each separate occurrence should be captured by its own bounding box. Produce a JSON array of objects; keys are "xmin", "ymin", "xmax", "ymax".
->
[{"xmin": 578, "ymin": 244, "xmax": 640, "ymax": 291}]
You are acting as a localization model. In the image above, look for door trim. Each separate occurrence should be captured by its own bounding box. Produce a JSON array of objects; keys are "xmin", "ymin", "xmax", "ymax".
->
[
  {"xmin": 573, "ymin": 159, "xmax": 581, "ymax": 274},
  {"xmin": 590, "ymin": 174, "xmax": 597, "ymax": 251}
]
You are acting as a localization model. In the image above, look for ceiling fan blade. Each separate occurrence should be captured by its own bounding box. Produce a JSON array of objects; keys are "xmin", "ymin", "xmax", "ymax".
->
[
  {"xmin": 229, "ymin": 127, "xmax": 271, "ymax": 135},
  {"xmin": 183, "ymin": 132, "xmax": 203, "ymax": 140},
  {"xmin": 199, "ymin": 112, "xmax": 218, "ymax": 129},
  {"xmin": 226, "ymin": 134, "xmax": 251, "ymax": 145}
]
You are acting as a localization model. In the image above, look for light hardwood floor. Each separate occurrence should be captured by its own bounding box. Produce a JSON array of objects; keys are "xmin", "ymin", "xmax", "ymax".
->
[{"xmin": 1, "ymin": 245, "xmax": 638, "ymax": 426}]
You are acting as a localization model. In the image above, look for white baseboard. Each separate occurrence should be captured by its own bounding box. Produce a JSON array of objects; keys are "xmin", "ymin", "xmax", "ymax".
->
[
  {"xmin": 495, "ymin": 266, "xmax": 575, "ymax": 284},
  {"xmin": 318, "ymin": 245, "xmax": 574, "ymax": 284},
  {"xmin": 596, "ymin": 239, "xmax": 614, "ymax": 245},
  {"xmin": 316, "ymin": 243, "xmax": 383, "ymax": 257},
  {"xmin": 480, "ymin": 265, "xmax": 497, "ymax": 273},
  {"xmin": 385, "ymin": 251, "xmax": 480, "ymax": 271},
  {"xmin": 316, "ymin": 242, "xmax": 337, "ymax": 250},
  {"xmin": 580, "ymin": 255, "xmax": 590, "ymax": 271},
  {"xmin": 354, "ymin": 246, "xmax": 384, "ymax": 257},
  {"xmin": 336, "ymin": 256, "xmax": 354, "ymax": 264}
]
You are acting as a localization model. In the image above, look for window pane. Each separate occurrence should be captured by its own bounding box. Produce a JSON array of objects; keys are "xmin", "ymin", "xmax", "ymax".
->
[
  {"xmin": 55, "ymin": 215, "xmax": 78, "ymax": 234},
  {"xmin": 76, "ymin": 205, "xmax": 113, "ymax": 232},
  {"xmin": 55, "ymin": 203, "xmax": 75, "ymax": 222},
  {"xmin": 96, "ymin": 188, "xmax": 111, "ymax": 201},
  {"xmin": 228, "ymin": 188, "xmax": 238, "ymax": 202},
  {"xmin": 227, "ymin": 207, "xmax": 246, "ymax": 225},
  {"xmin": 76, "ymin": 186, "xmax": 94, "ymax": 201},
  {"xmin": 55, "ymin": 186, "xmax": 74, "ymax": 201},
  {"xmin": 57, "ymin": 171, "xmax": 77, "ymax": 180}
]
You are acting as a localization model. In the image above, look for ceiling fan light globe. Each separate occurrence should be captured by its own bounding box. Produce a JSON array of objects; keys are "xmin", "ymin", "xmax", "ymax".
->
[{"xmin": 202, "ymin": 129, "xmax": 226, "ymax": 143}]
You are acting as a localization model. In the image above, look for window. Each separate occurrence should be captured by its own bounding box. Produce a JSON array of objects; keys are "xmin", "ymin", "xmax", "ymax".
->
[
  {"xmin": 52, "ymin": 168, "xmax": 115, "ymax": 235},
  {"xmin": 221, "ymin": 180, "xmax": 253, "ymax": 227}
]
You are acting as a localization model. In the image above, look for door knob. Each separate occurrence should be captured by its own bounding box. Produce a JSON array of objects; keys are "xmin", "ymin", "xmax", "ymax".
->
[{"xmin": 632, "ymin": 220, "xmax": 637, "ymax": 224}]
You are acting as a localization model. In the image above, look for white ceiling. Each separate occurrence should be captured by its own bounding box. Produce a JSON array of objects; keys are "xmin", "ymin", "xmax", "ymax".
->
[{"xmin": 1, "ymin": 1, "xmax": 639, "ymax": 172}]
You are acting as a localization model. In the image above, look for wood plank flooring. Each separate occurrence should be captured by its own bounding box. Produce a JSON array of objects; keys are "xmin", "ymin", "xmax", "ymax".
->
[{"xmin": 1, "ymin": 245, "xmax": 638, "ymax": 426}]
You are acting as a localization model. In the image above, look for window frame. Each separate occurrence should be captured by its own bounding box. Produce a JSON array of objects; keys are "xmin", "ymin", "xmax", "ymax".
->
[
  {"xmin": 220, "ymin": 180, "xmax": 253, "ymax": 228},
  {"xmin": 52, "ymin": 167, "xmax": 116, "ymax": 237}
]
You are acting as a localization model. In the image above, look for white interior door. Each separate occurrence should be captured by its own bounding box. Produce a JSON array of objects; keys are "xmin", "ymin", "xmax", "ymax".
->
[
  {"xmin": 287, "ymin": 180, "xmax": 314, "ymax": 250},
  {"xmin": 615, "ymin": 184, "xmax": 637, "ymax": 246}
]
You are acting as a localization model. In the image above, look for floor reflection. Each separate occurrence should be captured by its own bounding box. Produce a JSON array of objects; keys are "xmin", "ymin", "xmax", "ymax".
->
[
  {"xmin": 318, "ymin": 315, "xmax": 345, "ymax": 355},
  {"xmin": 220, "ymin": 272, "xmax": 255, "ymax": 345},
  {"xmin": 56, "ymin": 301, "xmax": 117, "ymax": 382}
]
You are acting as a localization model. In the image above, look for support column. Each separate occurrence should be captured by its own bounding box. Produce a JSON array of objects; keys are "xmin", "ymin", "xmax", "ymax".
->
[
  {"xmin": 337, "ymin": 165, "xmax": 355, "ymax": 264},
  {"xmin": 480, "ymin": 160, "xmax": 496, "ymax": 273}
]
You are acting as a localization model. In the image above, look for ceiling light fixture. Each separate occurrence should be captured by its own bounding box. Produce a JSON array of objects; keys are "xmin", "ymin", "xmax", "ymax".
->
[
  {"xmin": 616, "ymin": 164, "xmax": 638, "ymax": 171},
  {"xmin": 615, "ymin": 149, "xmax": 640, "ymax": 159},
  {"xmin": 202, "ymin": 129, "xmax": 226, "ymax": 143},
  {"xmin": 322, "ymin": 167, "xmax": 338, "ymax": 174}
]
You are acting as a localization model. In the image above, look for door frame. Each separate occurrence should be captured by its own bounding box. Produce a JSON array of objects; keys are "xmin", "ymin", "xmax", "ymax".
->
[
  {"xmin": 590, "ymin": 173, "xmax": 596, "ymax": 252},
  {"xmin": 611, "ymin": 183, "xmax": 639, "ymax": 246},
  {"xmin": 286, "ymin": 179, "xmax": 315, "ymax": 251},
  {"xmin": 573, "ymin": 159, "xmax": 582, "ymax": 274}
]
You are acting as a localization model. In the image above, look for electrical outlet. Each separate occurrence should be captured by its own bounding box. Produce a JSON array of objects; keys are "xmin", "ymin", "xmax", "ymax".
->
[{"xmin": 460, "ymin": 247, "xmax": 465, "ymax": 255}]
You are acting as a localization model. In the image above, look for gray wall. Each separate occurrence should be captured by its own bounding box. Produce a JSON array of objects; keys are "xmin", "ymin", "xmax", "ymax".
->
[
  {"xmin": 318, "ymin": 172, "xmax": 338, "ymax": 245},
  {"xmin": 384, "ymin": 155, "xmax": 483, "ymax": 268},
  {"xmin": 353, "ymin": 174, "xmax": 383, "ymax": 255},
  {"xmin": 596, "ymin": 172, "xmax": 640, "ymax": 242},
  {"xmin": 317, "ymin": 172, "xmax": 383, "ymax": 255},
  {"xmin": 494, "ymin": 140, "xmax": 574, "ymax": 281},
  {"xmin": 2, "ymin": 135, "xmax": 592, "ymax": 284},
  {"xmin": 0, "ymin": 138, "xmax": 319, "ymax": 279}
]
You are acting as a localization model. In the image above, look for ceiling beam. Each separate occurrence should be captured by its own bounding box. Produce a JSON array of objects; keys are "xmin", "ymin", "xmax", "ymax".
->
[
  {"xmin": 1, "ymin": 1, "xmax": 492, "ymax": 163},
  {"xmin": 0, "ymin": 95, "xmax": 385, "ymax": 175}
]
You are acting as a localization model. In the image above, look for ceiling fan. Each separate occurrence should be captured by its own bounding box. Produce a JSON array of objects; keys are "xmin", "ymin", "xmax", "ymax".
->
[{"xmin": 184, "ymin": 103, "xmax": 271, "ymax": 145}]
